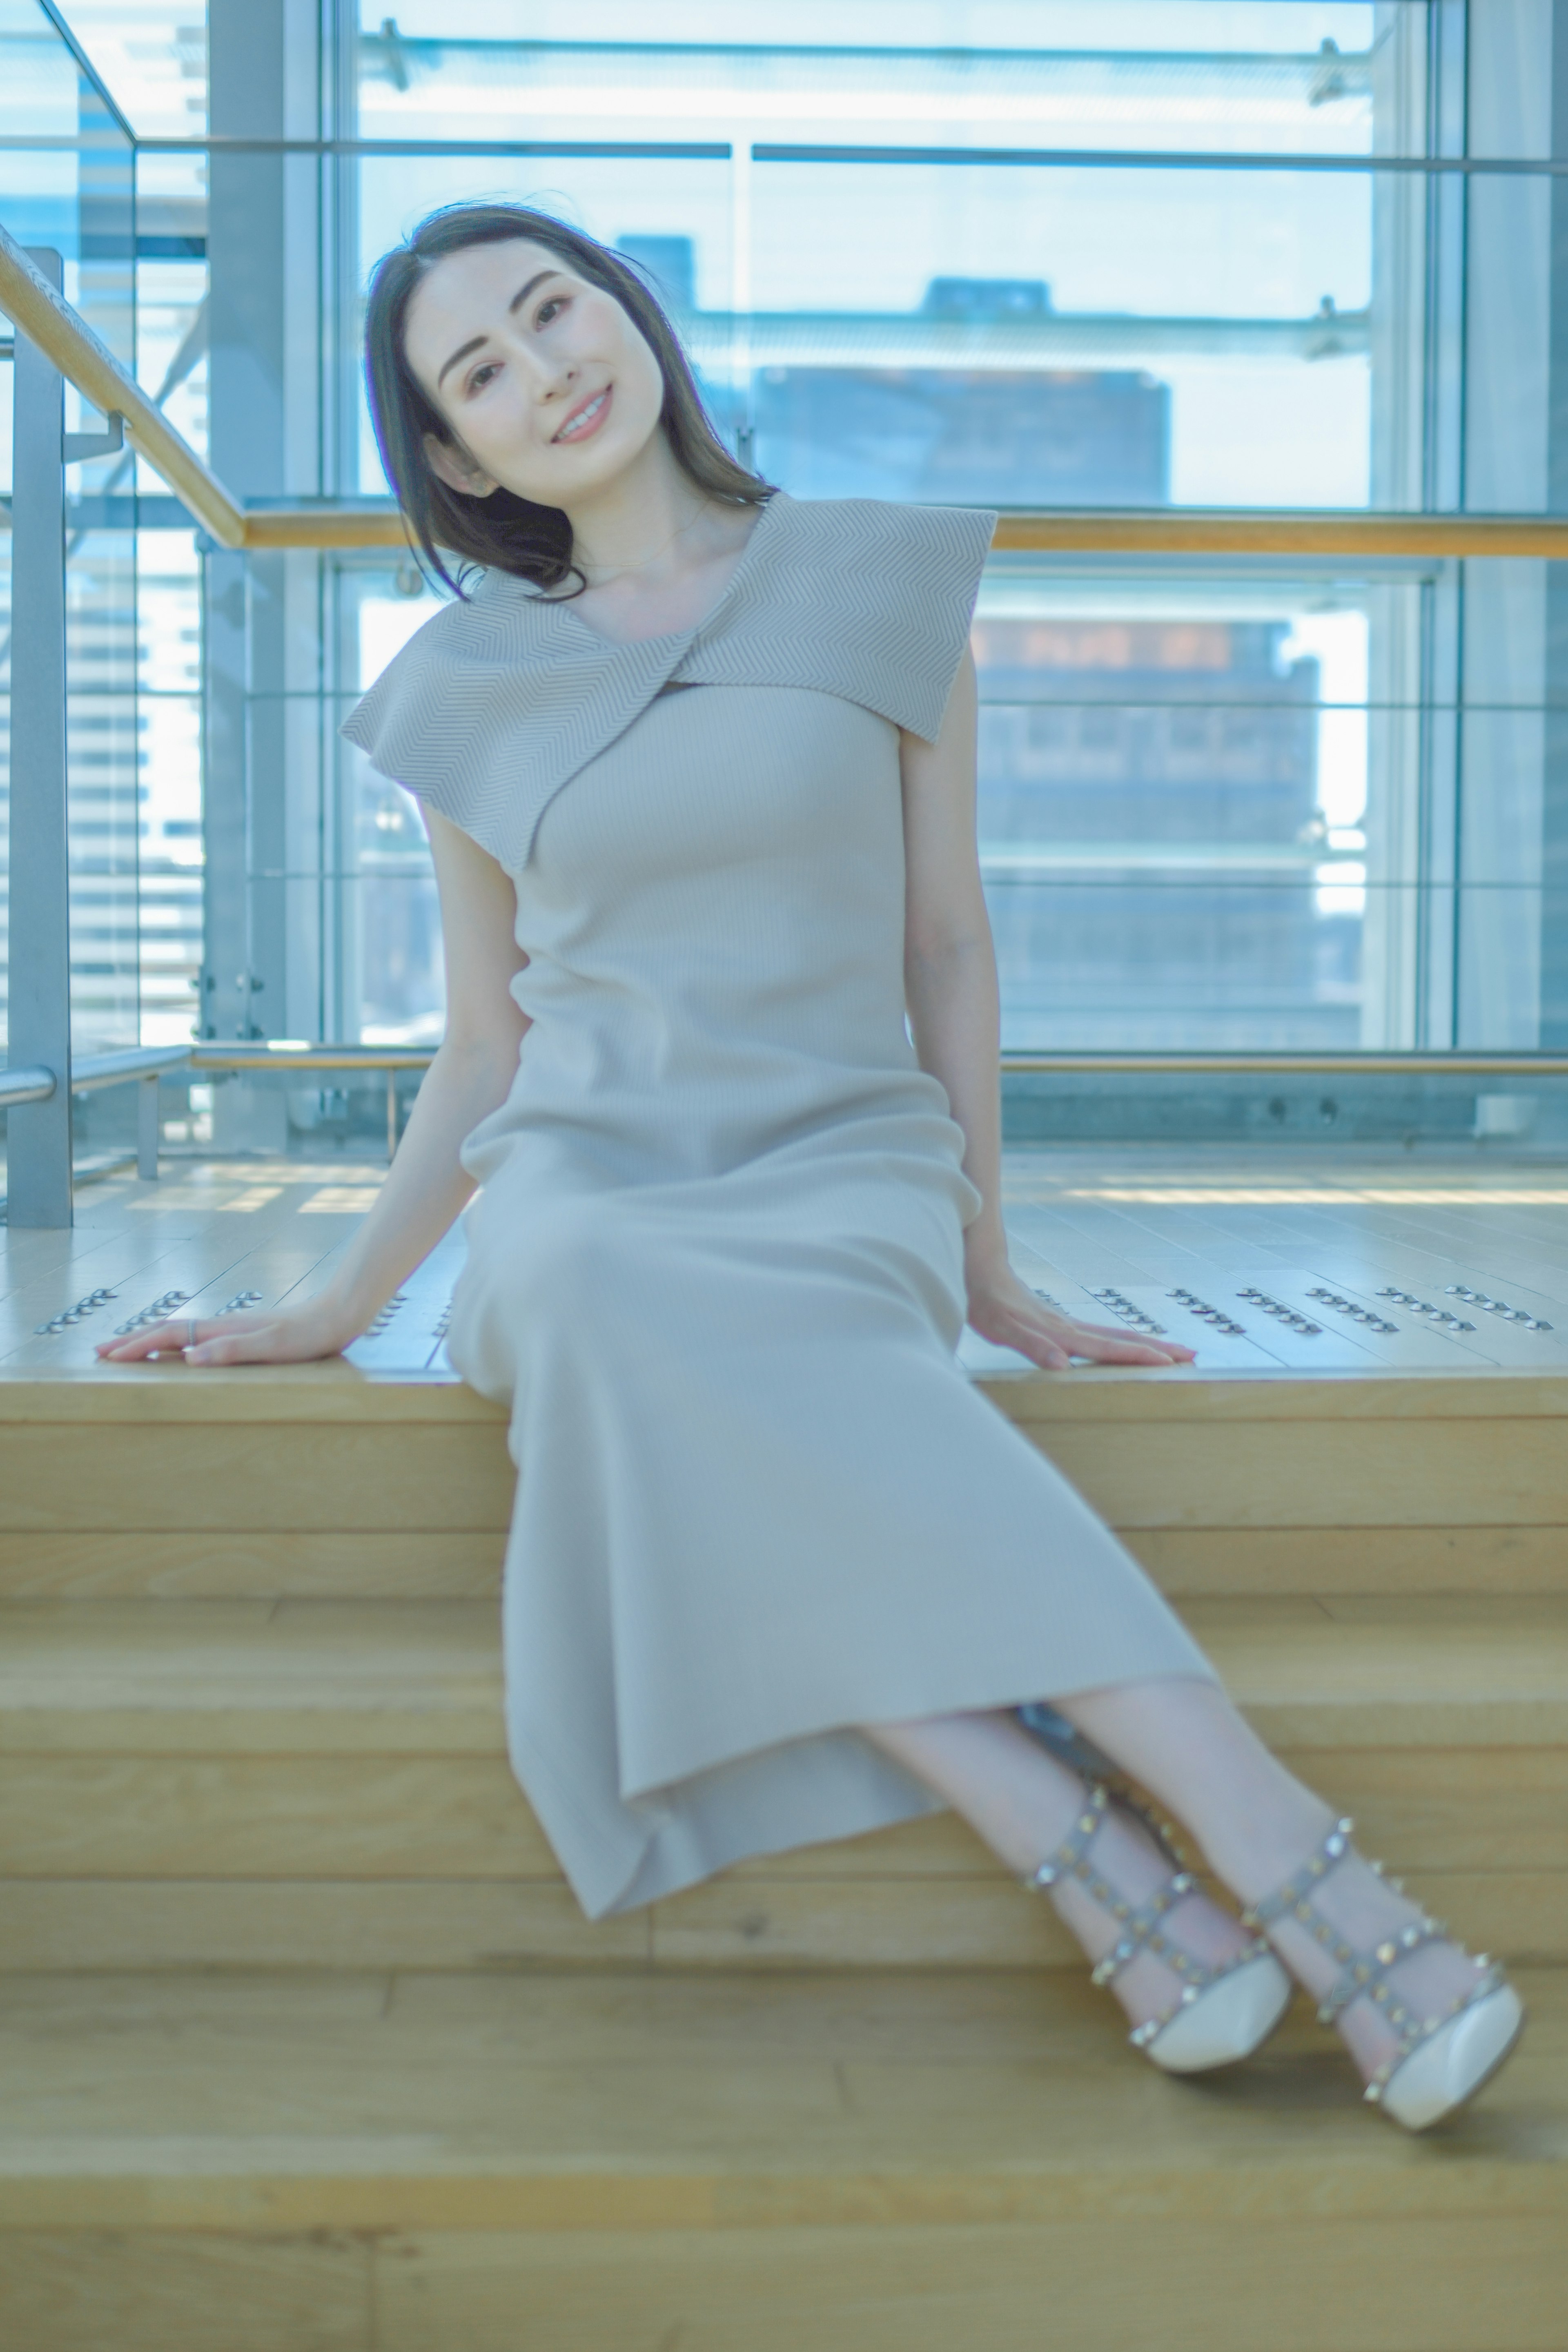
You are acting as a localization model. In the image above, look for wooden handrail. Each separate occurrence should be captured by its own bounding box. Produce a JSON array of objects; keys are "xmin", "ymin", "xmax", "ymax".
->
[
  {"xmin": 11, "ymin": 222, "xmax": 1568, "ymax": 562},
  {"xmin": 245, "ymin": 508, "xmax": 1568, "ymax": 558},
  {"xmin": 0, "ymin": 219, "xmax": 246, "ymax": 549},
  {"xmin": 242, "ymin": 508, "xmax": 412, "ymax": 552},
  {"xmin": 991, "ymin": 511, "xmax": 1568, "ymax": 560}
]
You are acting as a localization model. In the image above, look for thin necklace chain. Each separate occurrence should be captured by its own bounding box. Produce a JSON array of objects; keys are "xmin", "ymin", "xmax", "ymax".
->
[{"xmin": 578, "ymin": 497, "xmax": 715, "ymax": 589}]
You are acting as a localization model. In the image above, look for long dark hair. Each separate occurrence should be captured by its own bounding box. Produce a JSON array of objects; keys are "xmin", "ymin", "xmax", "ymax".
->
[{"xmin": 363, "ymin": 202, "xmax": 770, "ymax": 597}]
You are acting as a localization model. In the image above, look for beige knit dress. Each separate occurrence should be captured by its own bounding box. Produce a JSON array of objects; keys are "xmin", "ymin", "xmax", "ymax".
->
[{"xmin": 342, "ymin": 493, "xmax": 1214, "ymax": 1919}]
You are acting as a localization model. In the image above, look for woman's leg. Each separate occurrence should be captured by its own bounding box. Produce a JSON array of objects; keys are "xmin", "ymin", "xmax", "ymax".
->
[
  {"xmin": 866, "ymin": 1677, "xmax": 1486, "ymax": 2080},
  {"xmin": 863, "ymin": 1705, "xmax": 1261, "ymax": 2034}
]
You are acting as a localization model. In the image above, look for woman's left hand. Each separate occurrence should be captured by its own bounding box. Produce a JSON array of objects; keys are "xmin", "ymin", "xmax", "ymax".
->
[{"xmin": 964, "ymin": 1260, "xmax": 1196, "ymax": 1370}]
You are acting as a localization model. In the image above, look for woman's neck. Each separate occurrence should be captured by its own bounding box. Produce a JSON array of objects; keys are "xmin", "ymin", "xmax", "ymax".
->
[
  {"xmin": 552, "ymin": 430, "xmax": 761, "ymax": 644},
  {"xmin": 564, "ymin": 433, "xmax": 713, "ymax": 590}
]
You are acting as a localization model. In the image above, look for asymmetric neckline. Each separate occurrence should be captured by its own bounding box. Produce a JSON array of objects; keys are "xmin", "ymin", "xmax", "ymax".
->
[
  {"xmin": 341, "ymin": 494, "xmax": 998, "ymax": 874},
  {"xmin": 530, "ymin": 489, "xmax": 785, "ymax": 652}
]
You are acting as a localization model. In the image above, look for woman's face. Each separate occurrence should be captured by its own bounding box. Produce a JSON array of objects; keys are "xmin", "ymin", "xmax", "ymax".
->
[{"xmin": 402, "ymin": 236, "xmax": 667, "ymax": 508}]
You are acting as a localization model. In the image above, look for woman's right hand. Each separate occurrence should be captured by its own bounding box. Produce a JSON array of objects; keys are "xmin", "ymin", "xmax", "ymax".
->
[{"xmin": 94, "ymin": 1297, "xmax": 360, "ymax": 1368}]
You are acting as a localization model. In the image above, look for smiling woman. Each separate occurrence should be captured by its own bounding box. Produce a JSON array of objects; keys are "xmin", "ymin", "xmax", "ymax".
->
[
  {"xmin": 98, "ymin": 194, "xmax": 1523, "ymax": 2143},
  {"xmin": 362, "ymin": 202, "xmax": 768, "ymax": 596}
]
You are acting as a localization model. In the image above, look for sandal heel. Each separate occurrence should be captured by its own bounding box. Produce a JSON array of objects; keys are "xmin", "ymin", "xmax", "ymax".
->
[
  {"xmin": 1030, "ymin": 1784, "xmax": 1290, "ymax": 2075},
  {"xmin": 1376, "ymin": 1982, "xmax": 1524, "ymax": 2131},
  {"xmin": 1136, "ymin": 1950, "xmax": 1294, "ymax": 2074},
  {"xmin": 1243, "ymin": 1817, "xmax": 1525, "ymax": 2132}
]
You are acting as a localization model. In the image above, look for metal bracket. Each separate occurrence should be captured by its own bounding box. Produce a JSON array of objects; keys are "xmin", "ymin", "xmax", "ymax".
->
[{"xmin": 62, "ymin": 409, "xmax": 123, "ymax": 464}]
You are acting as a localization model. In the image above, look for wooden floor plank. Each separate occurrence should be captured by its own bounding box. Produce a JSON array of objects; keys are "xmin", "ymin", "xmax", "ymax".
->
[
  {"xmin": 0, "ymin": 1531, "xmax": 507, "ymax": 1602},
  {"xmin": 0, "ymin": 2233, "xmax": 372, "ymax": 2352},
  {"xmin": 0, "ymin": 1748, "xmax": 1559, "ymax": 1890},
  {"xmin": 0, "ymin": 1596, "xmax": 1563, "ymax": 1755},
  {"xmin": 0, "ymin": 1864, "xmax": 1559, "ymax": 1973},
  {"xmin": 371, "ymin": 2217, "xmax": 1568, "ymax": 2352},
  {"xmin": 0, "ymin": 1966, "xmax": 1560, "ymax": 2232}
]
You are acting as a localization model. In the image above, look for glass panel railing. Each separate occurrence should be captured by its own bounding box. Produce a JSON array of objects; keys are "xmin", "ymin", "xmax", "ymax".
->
[{"xmin": 0, "ymin": 0, "xmax": 138, "ymax": 1063}]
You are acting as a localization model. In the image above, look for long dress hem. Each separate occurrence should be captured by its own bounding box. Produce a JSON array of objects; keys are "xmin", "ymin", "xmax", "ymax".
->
[{"xmin": 342, "ymin": 493, "xmax": 1217, "ymax": 1923}]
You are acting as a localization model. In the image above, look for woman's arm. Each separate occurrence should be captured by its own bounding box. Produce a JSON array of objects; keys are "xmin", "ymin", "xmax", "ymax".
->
[
  {"xmin": 98, "ymin": 809, "xmax": 530, "ymax": 1366},
  {"xmin": 900, "ymin": 646, "xmax": 1192, "ymax": 1371}
]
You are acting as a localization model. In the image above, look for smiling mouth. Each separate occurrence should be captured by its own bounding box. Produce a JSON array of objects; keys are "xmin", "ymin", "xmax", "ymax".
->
[{"xmin": 553, "ymin": 387, "xmax": 611, "ymax": 444}]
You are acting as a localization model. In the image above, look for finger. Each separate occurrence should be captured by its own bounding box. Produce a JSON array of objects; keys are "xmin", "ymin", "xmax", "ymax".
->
[
  {"xmin": 1047, "ymin": 1319, "xmax": 1196, "ymax": 1364},
  {"xmin": 1071, "ymin": 1331, "xmax": 1194, "ymax": 1364},
  {"xmin": 966, "ymin": 1314, "xmax": 1068, "ymax": 1369},
  {"xmin": 185, "ymin": 1327, "xmax": 285, "ymax": 1365},
  {"xmin": 1072, "ymin": 1326, "xmax": 1194, "ymax": 1364},
  {"xmin": 95, "ymin": 1319, "xmax": 193, "ymax": 1361},
  {"xmin": 1014, "ymin": 1337, "xmax": 1073, "ymax": 1369},
  {"xmin": 1002, "ymin": 1315, "xmax": 1192, "ymax": 1368}
]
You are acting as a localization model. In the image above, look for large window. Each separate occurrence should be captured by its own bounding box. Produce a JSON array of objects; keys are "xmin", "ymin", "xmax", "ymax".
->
[
  {"xmin": 12, "ymin": 2, "xmax": 1568, "ymax": 1063},
  {"xmin": 341, "ymin": 2, "xmax": 1412, "ymax": 1052}
]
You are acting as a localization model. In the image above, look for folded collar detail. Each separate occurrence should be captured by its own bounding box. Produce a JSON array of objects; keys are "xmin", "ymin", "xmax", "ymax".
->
[{"xmin": 339, "ymin": 493, "xmax": 996, "ymax": 872}]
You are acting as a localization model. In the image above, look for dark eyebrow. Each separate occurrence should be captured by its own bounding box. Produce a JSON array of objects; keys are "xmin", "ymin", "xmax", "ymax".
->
[{"xmin": 435, "ymin": 270, "xmax": 561, "ymax": 390}]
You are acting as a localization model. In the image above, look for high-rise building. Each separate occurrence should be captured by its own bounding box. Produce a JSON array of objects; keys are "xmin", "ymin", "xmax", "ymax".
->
[{"xmin": 975, "ymin": 617, "xmax": 1337, "ymax": 1049}]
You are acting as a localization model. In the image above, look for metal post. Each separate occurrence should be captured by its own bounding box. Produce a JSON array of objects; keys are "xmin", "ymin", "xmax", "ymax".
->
[
  {"xmin": 136, "ymin": 1075, "xmax": 160, "ymax": 1180},
  {"xmin": 6, "ymin": 249, "xmax": 72, "ymax": 1227}
]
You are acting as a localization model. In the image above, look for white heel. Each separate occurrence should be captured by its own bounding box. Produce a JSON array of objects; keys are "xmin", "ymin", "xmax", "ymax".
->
[
  {"xmin": 1378, "ymin": 1982, "xmax": 1524, "ymax": 2131},
  {"xmin": 1029, "ymin": 1786, "xmax": 1292, "ymax": 2074},
  {"xmin": 1138, "ymin": 1949, "xmax": 1294, "ymax": 2074},
  {"xmin": 1243, "ymin": 1817, "xmax": 1526, "ymax": 2132}
]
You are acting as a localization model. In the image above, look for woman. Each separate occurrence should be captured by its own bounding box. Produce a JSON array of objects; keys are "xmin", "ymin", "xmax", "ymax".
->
[{"xmin": 100, "ymin": 202, "xmax": 1519, "ymax": 2131}]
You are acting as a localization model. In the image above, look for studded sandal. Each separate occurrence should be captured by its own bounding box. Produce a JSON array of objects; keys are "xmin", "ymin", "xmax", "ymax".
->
[
  {"xmin": 1242, "ymin": 1815, "xmax": 1524, "ymax": 2131},
  {"xmin": 1029, "ymin": 1783, "xmax": 1293, "ymax": 2075}
]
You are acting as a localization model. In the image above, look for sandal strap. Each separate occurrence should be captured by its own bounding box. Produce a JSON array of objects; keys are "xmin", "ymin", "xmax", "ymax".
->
[
  {"xmin": 1241, "ymin": 1817, "xmax": 1508, "ymax": 2099},
  {"xmin": 1090, "ymin": 1870, "xmax": 1198, "ymax": 1988},
  {"xmin": 1028, "ymin": 1783, "xmax": 1111, "ymax": 1891},
  {"xmin": 1365, "ymin": 1960, "xmax": 1508, "ymax": 2105},
  {"xmin": 1029, "ymin": 1782, "xmax": 1274, "ymax": 2038},
  {"xmin": 1318, "ymin": 1919, "xmax": 1450, "ymax": 2023},
  {"xmin": 1240, "ymin": 1815, "xmax": 1355, "ymax": 1928}
]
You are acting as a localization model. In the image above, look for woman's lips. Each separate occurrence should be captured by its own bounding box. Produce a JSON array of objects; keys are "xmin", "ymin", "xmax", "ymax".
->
[{"xmin": 553, "ymin": 386, "xmax": 611, "ymax": 444}]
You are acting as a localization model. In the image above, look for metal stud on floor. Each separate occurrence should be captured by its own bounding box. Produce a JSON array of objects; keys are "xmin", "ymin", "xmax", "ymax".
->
[
  {"xmin": 112, "ymin": 1288, "xmax": 189, "ymax": 1337},
  {"xmin": 36, "ymin": 1285, "xmax": 118, "ymax": 1335},
  {"xmin": 1165, "ymin": 1287, "xmax": 1247, "ymax": 1338}
]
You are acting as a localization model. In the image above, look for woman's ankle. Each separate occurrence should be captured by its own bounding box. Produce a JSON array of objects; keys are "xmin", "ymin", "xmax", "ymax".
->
[
  {"xmin": 1047, "ymin": 1797, "xmax": 1255, "ymax": 2027},
  {"xmin": 1242, "ymin": 1838, "xmax": 1487, "ymax": 2081}
]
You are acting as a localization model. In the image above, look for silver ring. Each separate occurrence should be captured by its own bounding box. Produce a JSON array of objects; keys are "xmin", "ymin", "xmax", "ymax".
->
[{"xmin": 184, "ymin": 1319, "xmax": 199, "ymax": 1349}]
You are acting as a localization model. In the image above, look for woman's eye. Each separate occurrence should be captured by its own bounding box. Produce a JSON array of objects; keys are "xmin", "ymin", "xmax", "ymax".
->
[
  {"xmin": 468, "ymin": 362, "xmax": 499, "ymax": 393},
  {"xmin": 535, "ymin": 296, "xmax": 565, "ymax": 327}
]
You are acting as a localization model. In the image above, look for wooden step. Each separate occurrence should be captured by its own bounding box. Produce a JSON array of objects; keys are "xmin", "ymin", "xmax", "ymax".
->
[
  {"xmin": 4, "ymin": 1366, "xmax": 1568, "ymax": 1602},
  {"xmin": 4, "ymin": 1595, "xmax": 1568, "ymax": 1755},
  {"xmin": 0, "ymin": 1964, "xmax": 1561, "ymax": 2351},
  {"xmin": 0, "ymin": 1596, "xmax": 1563, "ymax": 1970}
]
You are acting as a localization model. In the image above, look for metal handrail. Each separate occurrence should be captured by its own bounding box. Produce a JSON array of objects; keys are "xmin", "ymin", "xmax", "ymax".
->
[
  {"xmin": 0, "ymin": 1065, "xmax": 56, "ymax": 1110},
  {"xmin": 72, "ymin": 1046, "xmax": 196, "ymax": 1094},
  {"xmin": 11, "ymin": 221, "xmax": 1568, "ymax": 562},
  {"xmin": 1001, "ymin": 1052, "xmax": 1568, "ymax": 1076},
  {"xmin": 6, "ymin": 1045, "xmax": 1567, "ymax": 1088}
]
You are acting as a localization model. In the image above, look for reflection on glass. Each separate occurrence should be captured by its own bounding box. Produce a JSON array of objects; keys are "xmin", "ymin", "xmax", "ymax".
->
[
  {"xmin": 347, "ymin": 576, "xmax": 448, "ymax": 1044},
  {"xmin": 976, "ymin": 582, "xmax": 1373, "ymax": 1050},
  {"xmin": 746, "ymin": 161, "xmax": 1370, "ymax": 509},
  {"xmin": 0, "ymin": 0, "xmax": 141, "ymax": 1057},
  {"xmin": 38, "ymin": 5, "xmax": 207, "ymax": 139},
  {"xmin": 355, "ymin": 6, "xmax": 1384, "ymax": 160},
  {"xmin": 11, "ymin": 0, "xmax": 1561, "ymax": 1063}
]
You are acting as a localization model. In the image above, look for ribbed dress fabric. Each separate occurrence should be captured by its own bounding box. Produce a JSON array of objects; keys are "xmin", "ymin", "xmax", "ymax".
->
[{"xmin": 342, "ymin": 493, "xmax": 1214, "ymax": 1920}]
